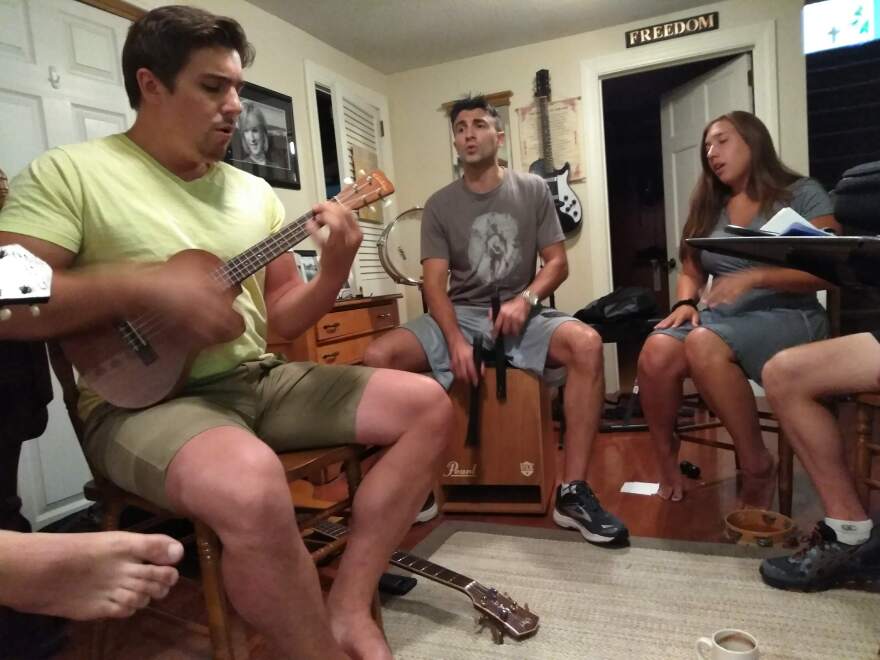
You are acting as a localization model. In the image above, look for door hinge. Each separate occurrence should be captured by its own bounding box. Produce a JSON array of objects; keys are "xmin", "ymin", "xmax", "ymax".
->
[
  {"xmin": 747, "ymin": 69, "xmax": 754, "ymax": 88},
  {"xmin": 379, "ymin": 120, "xmax": 385, "ymax": 137}
]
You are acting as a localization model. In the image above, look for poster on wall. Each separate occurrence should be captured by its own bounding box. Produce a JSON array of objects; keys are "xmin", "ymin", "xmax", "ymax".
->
[{"xmin": 516, "ymin": 97, "xmax": 585, "ymax": 182}]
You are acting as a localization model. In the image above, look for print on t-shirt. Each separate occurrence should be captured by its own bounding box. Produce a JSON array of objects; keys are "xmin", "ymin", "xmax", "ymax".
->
[{"xmin": 469, "ymin": 212, "xmax": 521, "ymax": 285}]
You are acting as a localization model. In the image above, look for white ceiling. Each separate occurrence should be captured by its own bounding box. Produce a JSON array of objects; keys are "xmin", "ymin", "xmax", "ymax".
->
[{"xmin": 247, "ymin": 0, "xmax": 712, "ymax": 74}]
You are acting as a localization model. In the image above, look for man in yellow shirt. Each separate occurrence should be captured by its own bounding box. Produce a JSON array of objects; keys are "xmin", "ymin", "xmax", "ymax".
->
[{"xmin": 0, "ymin": 6, "xmax": 451, "ymax": 659}]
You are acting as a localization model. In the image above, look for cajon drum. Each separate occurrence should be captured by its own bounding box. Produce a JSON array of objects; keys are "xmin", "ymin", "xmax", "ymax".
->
[{"xmin": 440, "ymin": 367, "xmax": 556, "ymax": 514}]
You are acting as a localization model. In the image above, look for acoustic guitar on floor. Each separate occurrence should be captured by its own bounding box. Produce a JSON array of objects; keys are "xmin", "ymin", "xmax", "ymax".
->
[
  {"xmin": 312, "ymin": 519, "xmax": 540, "ymax": 644},
  {"xmin": 61, "ymin": 170, "xmax": 394, "ymax": 409}
]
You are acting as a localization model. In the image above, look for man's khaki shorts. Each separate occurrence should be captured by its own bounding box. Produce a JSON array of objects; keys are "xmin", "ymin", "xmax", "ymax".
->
[{"xmin": 81, "ymin": 357, "xmax": 373, "ymax": 508}]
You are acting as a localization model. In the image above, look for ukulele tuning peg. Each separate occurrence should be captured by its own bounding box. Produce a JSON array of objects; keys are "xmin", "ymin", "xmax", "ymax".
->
[
  {"xmin": 523, "ymin": 602, "xmax": 530, "ymax": 612},
  {"xmin": 368, "ymin": 205, "xmax": 377, "ymax": 214},
  {"xmin": 30, "ymin": 305, "xmax": 40, "ymax": 317},
  {"xmin": 0, "ymin": 308, "xmax": 10, "ymax": 321},
  {"xmin": 382, "ymin": 198, "xmax": 393, "ymax": 208},
  {"xmin": 343, "ymin": 176, "xmax": 354, "ymax": 185},
  {"xmin": 357, "ymin": 168, "xmax": 366, "ymax": 177}
]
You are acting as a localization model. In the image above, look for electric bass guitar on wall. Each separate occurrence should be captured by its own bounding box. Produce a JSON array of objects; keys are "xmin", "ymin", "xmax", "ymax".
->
[
  {"xmin": 61, "ymin": 171, "xmax": 394, "ymax": 409},
  {"xmin": 528, "ymin": 69, "xmax": 582, "ymax": 236},
  {"xmin": 313, "ymin": 520, "xmax": 540, "ymax": 644}
]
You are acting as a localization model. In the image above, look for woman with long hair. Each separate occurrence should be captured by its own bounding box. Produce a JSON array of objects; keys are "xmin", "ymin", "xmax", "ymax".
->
[
  {"xmin": 637, "ymin": 111, "xmax": 839, "ymax": 506},
  {"xmin": 239, "ymin": 101, "xmax": 270, "ymax": 165}
]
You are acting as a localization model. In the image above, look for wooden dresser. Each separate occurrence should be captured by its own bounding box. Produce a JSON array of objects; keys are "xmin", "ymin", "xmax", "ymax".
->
[{"xmin": 268, "ymin": 294, "xmax": 402, "ymax": 365}]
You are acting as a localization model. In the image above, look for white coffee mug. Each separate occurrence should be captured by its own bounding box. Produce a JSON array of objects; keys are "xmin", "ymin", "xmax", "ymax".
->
[{"xmin": 696, "ymin": 629, "xmax": 760, "ymax": 659}]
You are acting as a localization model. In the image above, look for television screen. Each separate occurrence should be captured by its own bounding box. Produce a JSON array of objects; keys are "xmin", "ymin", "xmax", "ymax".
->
[{"xmin": 803, "ymin": 0, "xmax": 879, "ymax": 54}]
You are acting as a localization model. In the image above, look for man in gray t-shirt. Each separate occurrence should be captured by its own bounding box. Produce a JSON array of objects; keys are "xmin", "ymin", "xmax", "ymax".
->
[{"xmin": 365, "ymin": 95, "xmax": 628, "ymax": 545}]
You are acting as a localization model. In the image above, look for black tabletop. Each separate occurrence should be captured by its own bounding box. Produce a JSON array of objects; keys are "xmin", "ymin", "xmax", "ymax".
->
[{"xmin": 687, "ymin": 236, "xmax": 880, "ymax": 287}]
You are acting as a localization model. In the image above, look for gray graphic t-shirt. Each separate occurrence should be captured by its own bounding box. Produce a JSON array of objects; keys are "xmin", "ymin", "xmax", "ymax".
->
[
  {"xmin": 421, "ymin": 169, "xmax": 564, "ymax": 305},
  {"xmin": 699, "ymin": 176, "xmax": 833, "ymax": 312}
]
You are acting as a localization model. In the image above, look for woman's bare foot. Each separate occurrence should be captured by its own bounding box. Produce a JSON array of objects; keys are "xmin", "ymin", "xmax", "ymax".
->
[
  {"xmin": 329, "ymin": 606, "xmax": 392, "ymax": 660},
  {"xmin": 658, "ymin": 479, "xmax": 684, "ymax": 502},
  {"xmin": 0, "ymin": 530, "xmax": 183, "ymax": 620},
  {"xmin": 737, "ymin": 458, "xmax": 777, "ymax": 510},
  {"xmin": 657, "ymin": 449, "xmax": 684, "ymax": 502}
]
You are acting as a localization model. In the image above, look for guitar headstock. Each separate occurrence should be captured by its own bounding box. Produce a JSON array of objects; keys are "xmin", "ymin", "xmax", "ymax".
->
[
  {"xmin": 464, "ymin": 581, "xmax": 539, "ymax": 644},
  {"xmin": 334, "ymin": 170, "xmax": 395, "ymax": 214},
  {"xmin": 0, "ymin": 244, "xmax": 52, "ymax": 319},
  {"xmin": 534, "ymin": 69, "xmax": 551, "ymax": 99}
]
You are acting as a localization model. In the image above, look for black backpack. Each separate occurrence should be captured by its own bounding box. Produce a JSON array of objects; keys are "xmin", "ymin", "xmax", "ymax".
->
[
  {"xmin": 833, "ymin": 161, "xmax": 880, "ymax": 233},
  {"xmin": 574, "ymin": 286, "xmax": 658, "ymax": 324}
]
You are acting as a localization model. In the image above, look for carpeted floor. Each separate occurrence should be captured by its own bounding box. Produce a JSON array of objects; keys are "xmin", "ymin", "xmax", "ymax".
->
[{"xmin": 382, "ymin": 522, "xmax": 880, "ymax": 659}]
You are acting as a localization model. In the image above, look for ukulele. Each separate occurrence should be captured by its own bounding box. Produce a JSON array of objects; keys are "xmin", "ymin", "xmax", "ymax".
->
[
  {"xmin": 0, "ymin": 244, "xmax": 52, "ymax": 319},
  {"xmin": 312, "ymin": 519, "xmax": 540, "ymax": 644},
  {"xmin": 61, "ymin": 171, "xmax": 394, "ymax": 409},
  {"xmin": 528, "ymin": 69, "xmax": 582, "ymax": 236}
]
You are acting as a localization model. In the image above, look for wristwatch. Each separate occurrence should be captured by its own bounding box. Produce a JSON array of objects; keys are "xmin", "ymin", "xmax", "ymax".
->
[{"xmin": 520, "ymin": 289, "xmax": 539, "ymax": 307}]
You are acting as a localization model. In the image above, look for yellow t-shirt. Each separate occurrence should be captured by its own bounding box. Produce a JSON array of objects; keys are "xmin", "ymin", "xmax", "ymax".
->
[{"xmin": 0, "ymin": 134, "xmax": 286, "ymax": 418}]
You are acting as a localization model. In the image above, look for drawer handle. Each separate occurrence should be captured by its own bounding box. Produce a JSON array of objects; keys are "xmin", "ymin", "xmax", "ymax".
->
[
  {"xmin": 376, "ymin": 313, "xmax": 392, "ymax": 319},
  {"xmin": 322, "ymin": 322, "xmax": 341, "ymax": 332},
  {"xmin": 322, "ymin": 351, "xmax": 340, "ymax": 362}
]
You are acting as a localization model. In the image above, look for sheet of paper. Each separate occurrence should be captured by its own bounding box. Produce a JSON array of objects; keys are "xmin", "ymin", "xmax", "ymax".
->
[
  {"xmin": 760, "ymin": 207, "xmax": 812, "ymax": 234},
  {"xmin": 620, "ymin": 481, "xmax": 660, "ymax": 495}
]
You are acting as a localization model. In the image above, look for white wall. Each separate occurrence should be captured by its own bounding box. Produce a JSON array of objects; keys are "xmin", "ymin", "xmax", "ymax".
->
[{"xmin": 386, "ymin": 0, "xmax": 808, "ymax": 321}]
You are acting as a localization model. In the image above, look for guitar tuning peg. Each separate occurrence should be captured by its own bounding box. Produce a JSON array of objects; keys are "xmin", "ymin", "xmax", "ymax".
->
[
  {"xmin": 0, "ymin": 308, "xmax": 10, "ymax": 321},
  {"xmin": 357, "ymin": 168, "xmax": 366, "ymax": 177},
  {"xmin": 30, "ymin": 305, "xmax": 40, "ymax": 317}
]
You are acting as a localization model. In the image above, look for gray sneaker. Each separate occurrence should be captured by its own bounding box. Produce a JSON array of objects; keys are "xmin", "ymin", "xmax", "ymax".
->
[{"xmin": 760, "ymin": 521, "xmax": 880, "ymax": 591}]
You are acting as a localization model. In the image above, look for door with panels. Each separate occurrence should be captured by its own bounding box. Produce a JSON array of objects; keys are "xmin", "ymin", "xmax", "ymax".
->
[{"xmin": 0, "ymin": 0, "xmax": 133, "ymax": 527}]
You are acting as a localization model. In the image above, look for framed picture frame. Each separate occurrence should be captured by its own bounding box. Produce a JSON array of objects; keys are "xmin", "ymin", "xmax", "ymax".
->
[
  {"xmin": 226, "ymin": 82, "xmax": 301, "ymax": 189},
  {"xmin": 293, "ymin": 249, "xmax": 319, "ymax": 283}
]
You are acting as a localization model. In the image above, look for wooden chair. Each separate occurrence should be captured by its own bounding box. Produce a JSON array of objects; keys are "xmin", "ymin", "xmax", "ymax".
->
[
  {"xmin": 854, "ymin": 393, "xmax": 880, "ymax": 510},
  {"xmin": 675, "ymin": 397, "xmax": 794, "ymax": 516},
  {"xmin": 46, "ymin": 343, "xmax": 380, "ymax": 660}
]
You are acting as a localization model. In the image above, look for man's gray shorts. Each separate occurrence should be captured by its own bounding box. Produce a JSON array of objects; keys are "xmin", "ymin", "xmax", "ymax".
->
[{"xmin": 402, "ymin": 304, "xmax": 576, "ymax": 390}]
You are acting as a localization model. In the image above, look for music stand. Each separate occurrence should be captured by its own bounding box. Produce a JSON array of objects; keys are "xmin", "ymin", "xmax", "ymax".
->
[{"xmin": 686, "ymin": 235, "xmax": 880, "ymax": 288}]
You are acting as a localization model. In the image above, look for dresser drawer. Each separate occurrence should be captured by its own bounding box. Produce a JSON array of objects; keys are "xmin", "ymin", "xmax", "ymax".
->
[
  {"xmin": 315, "ymin": 302, "xmax": 398, "ymax": 342},
  {"xmin": 315, "ymin": 333, "xmax": 383, "ymax": 365}
]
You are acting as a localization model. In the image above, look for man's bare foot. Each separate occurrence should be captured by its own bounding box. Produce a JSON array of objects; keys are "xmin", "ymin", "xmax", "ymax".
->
[
  {"xmin": 0, "ymin": 530, "xmax": 183, "ymax": 620},
  {"xmin": 329, "ymin": 607, "xmax": 392, "ymax": 660},
  {"xmin": 657, "ymin": 451, "xmax": 684, "ymax": 502},
  {"xmin": 737, "ymin": 459, "xmax": 777, "ymax": 510}
]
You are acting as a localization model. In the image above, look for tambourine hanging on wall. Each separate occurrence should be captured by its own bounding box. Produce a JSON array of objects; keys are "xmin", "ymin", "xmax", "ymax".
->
[{"xmin": 377, "ymin": 206, "xmax": 423, "ymax": 287}]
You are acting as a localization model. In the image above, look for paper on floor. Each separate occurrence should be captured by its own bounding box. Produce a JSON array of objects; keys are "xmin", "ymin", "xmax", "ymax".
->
[{"xmin": 620, "ymin": 481, "xmax": 660, "ymax": 495}]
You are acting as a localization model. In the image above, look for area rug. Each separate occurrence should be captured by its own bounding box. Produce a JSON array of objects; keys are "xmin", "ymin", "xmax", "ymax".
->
[{"xmin": 382, "ymin": 522, "xmax": 879, "ymax": 659}]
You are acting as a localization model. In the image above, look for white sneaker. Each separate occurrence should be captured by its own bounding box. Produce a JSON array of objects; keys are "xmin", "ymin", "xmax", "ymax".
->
[{"xmin": 415, "ymin": 492, "xmax": 438, "ymax": 523}]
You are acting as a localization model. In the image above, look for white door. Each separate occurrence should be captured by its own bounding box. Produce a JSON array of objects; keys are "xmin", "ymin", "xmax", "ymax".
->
[
  {"xmin": 660, "ymin": 53, "xmax": 753, "ymax": 301},
  {"xmin": 0, "ymin": 0, "xmax": 133, "ymax": 528}
]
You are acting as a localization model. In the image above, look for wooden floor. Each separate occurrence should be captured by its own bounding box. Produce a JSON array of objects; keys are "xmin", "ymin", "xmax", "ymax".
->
[{"xmin": 53, "ymin": 403, "xmax": 877, "ymax": 659}]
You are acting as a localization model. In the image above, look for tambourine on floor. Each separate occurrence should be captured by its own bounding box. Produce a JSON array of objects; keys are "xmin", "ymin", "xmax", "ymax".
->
[{"xmin": 724, "ymin": 508, "xmax": 798, "ymax": 548}]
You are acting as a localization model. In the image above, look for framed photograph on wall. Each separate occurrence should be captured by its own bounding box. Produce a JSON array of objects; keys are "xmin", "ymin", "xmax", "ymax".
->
[{"xmin": 226, "ymin": 82, "xmax": 301, "ymax": 189}]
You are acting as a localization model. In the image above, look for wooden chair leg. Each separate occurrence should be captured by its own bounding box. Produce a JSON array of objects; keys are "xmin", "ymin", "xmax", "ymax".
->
[
  {"xmin": 90, "ymin": 496, "xmax": 125, "ymax": 660},
  {"xmin": 194, "ymin": 521, "xmax": 239, "ymax": 660},
  {"xmin": 777, "ymin": 431, "xmax": 793, "ymax": 517},
  {"xmin": 855, "ymin": 401, "xmax": 874, "ymax": 510}
]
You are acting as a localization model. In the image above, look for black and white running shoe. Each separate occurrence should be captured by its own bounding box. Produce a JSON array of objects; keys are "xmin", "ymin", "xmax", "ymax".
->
[{"xmin": 552, "ymin": 481, "xmax": 629, "ymax": 544}]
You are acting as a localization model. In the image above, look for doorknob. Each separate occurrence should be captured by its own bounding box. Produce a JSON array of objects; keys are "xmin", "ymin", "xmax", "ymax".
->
[
  {"xmin": 48, "ymin": 65, "xmax": 61, "ymax": 89},
  {"xmin": 666, "ymin": 258, "xmax": 677, "ymax": 271}
]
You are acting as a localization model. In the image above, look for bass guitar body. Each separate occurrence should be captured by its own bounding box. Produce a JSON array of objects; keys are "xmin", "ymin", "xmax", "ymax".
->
[{"xmin": 528, "ymin": 158, "xmax": 582, "ymax": 236}]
